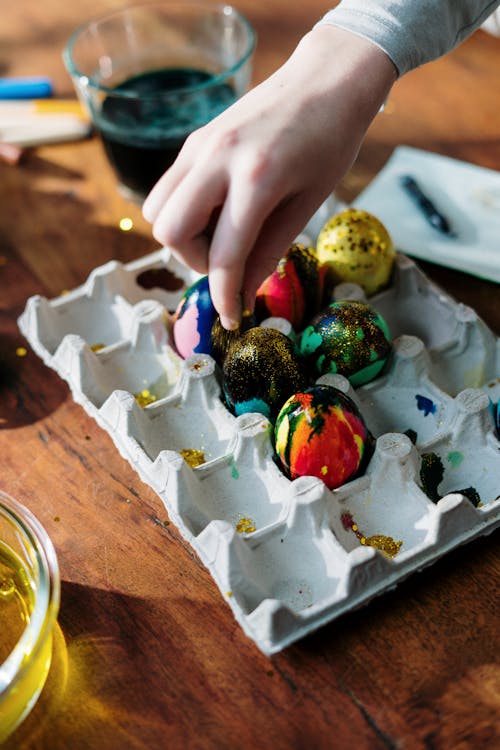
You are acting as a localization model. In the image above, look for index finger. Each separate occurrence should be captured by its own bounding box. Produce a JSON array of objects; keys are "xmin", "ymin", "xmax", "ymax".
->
[{"xmin": 207, "ymin": 175, "xmax": 282, "ymax": 329}]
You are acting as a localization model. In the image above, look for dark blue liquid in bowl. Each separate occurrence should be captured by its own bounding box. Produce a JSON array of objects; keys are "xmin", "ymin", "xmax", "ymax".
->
[{"xmin": 95, "ymin": 68, "xmax": 236, "ymax": 199}]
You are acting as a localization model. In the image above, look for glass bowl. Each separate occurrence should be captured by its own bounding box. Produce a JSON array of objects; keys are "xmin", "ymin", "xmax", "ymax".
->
[
  {"xmin": 0, "ymin": 490, "xmax": 60, "ymax": 743},
  {"xmin": 63, "ymin": 1, "xmax": 256, "ymax": 202}
]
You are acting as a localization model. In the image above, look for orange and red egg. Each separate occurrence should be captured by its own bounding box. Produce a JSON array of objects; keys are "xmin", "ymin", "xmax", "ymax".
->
[
  {"xmin": 255, "ymin": 243, "xmax": 327, "ymax": 330},
  {"xmin": 274, "ymin": 385, "xmax": 370, "ymax": 490}
]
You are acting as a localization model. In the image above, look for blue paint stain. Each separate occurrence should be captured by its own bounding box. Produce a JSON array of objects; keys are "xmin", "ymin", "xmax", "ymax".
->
[
  {"xmin": 491, "ymin": 397, "xmax": 500, "ymax": 438},
  {"xmin": 415, "ymin": 394, "xmax": 437, "ymax": 417}
]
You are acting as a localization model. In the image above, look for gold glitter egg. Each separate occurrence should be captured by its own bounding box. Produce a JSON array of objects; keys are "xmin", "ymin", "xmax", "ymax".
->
[
  {"xmin": 316, "ymin": 208, "xmax": 396, "ymax": 296},
  {"xmin": 222, "ymin": 327, "xmax": 308, "ymax": 421}
]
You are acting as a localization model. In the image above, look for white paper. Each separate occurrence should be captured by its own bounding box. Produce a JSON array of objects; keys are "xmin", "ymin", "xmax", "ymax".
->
[{"xmin": 354, "ymin": 146, "xmax": 500, "ymax": 283}]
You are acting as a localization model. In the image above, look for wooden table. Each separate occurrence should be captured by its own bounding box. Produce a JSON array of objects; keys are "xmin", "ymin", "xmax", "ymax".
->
[{"xmin": 1, "ymin": 2, "xmax": 499, "ymax": 748}]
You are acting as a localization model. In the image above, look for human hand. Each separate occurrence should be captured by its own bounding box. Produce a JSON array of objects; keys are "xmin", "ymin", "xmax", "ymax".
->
[{"xmin": 142, "ymin": 25, "xmax": 396, "ymax": 329}]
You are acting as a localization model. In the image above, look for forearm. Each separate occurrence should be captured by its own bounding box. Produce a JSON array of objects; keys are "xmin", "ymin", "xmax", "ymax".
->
[
  {"xmin": 317, "ymin": 0, "xmax": 500, "ymax": 75},
  {"xmin": 289, "ymin": 24, "xmax": 397, "ymax": 127}
]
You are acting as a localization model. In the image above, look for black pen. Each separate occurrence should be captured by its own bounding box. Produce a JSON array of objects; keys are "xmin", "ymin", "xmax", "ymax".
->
[{"xmin": 399, "ymin": 174, "xmax": 455, "ymax": 236}]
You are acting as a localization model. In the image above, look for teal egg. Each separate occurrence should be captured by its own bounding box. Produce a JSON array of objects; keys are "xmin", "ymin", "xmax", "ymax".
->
[{"xmin": 299, "ymin": 300, "xmax": 391, "ymax": 386}]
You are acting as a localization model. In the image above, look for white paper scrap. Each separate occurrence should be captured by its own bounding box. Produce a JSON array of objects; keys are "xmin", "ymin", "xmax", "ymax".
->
[{"xmin": 354, "ymin": 146, "xmax": 500, "ymax": 283}]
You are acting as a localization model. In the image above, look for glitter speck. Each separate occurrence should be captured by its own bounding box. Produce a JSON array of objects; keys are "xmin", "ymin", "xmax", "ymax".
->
[
  {"xmin": 342, "ymin": 511, "xmax": 402, "ymax": 558},
  {"xmin": 16, "ymin": 347, "xmax": 27, "ymax": 357},
  {"xmin": 365, "ymin": 534, "xmax": 402, "ymax": 558},
  {"xmin": 134, "ymin": 389, "xmax": 157, "ymax": 407},
  {"xmin": 180, "ymin": 448, "xmax": 205, "ymax": 468},
  {"xmin": 236, "ymin": 517, "xmax": 256, "ymax": 534},
  {"xmin": 119, "ymin": 217, "xmax": 134, "ymax": 231},
  {"xmin": 190, "ymin": 359, "xmax": 208, "ymax": 371},
  {"xmin": 91, "ymin": 343, "xmax": 105, "ymax": 352}
]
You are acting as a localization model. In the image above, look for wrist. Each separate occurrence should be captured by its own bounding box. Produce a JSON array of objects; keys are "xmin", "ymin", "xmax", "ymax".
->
[{"xmin": 292, "ymin": 24, "xmax": 397, "ymax": 124}]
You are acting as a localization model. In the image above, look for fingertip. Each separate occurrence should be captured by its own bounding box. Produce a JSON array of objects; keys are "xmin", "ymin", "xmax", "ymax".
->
[
  {"xmin": 142, "ymin": 194, "xmax": 155, "ymax": 223},
  {"xmin": 142, "ymin": 172, "xmax": 169, "ymax": 223},
  {"xmin": 208, "ymin": 267, "xmax": 243, "ymax": 330},
  {"xmin": 142, "ymin": 161, "xmax": 188, "ymax": 223},
  {"xmin": 218, "ymin": 315, "xmax": 241, "ymax": 331}
]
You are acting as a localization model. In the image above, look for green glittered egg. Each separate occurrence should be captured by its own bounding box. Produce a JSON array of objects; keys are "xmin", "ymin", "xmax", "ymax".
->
[
  {"xmin": 222, "ymin": 327, "xmax": 308, "ymax": 421},
  {"xmin": 316, "ymin": 208, "xmax": 395, "ymax": 296},
  {"xmin": 299, "ymin": 300, "xmax": 391, "ymax": 386}
]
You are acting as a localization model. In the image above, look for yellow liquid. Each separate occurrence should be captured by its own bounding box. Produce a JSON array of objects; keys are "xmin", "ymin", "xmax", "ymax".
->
[
  {"xmin": 0, "ymin": 545, "xmax": 33, "ymax": 664},
  {"xmin": 0, "ymin": 543, "xmax": 53, "ymax": 742}
]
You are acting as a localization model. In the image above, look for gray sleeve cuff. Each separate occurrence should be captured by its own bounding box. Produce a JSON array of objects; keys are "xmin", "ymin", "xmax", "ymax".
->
[{"xmin": 316, "ymin": 0, "xmax": 500, "ymax": 76}]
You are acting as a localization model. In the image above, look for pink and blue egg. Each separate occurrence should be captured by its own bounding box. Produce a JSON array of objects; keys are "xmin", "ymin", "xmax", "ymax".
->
[{"xmin": 172, "ymin": 276, "xmax": 217, "ymax": 359}]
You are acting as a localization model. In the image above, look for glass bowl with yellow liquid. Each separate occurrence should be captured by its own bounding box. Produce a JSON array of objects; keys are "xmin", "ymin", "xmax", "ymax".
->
[{"xmin": 0, "ymin": 490, "xmax": 60, "ymax": 742}]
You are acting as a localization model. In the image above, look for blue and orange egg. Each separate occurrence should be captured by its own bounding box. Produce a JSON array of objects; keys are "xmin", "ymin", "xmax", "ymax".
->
[{"xmin": 274, "ymin": 385, "xmax": 370, "ymax": 490}]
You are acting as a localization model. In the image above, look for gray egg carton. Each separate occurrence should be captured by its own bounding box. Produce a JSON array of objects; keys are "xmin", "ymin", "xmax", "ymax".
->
[{"xmin": 18, "ymin": 227, "xmax": 500, "ymax": 655}]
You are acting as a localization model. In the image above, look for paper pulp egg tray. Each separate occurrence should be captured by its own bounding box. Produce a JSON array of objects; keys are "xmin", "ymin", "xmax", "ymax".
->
[{"xmin": 18, "ymin": 211, "xmax": 500, "ymax": 655}]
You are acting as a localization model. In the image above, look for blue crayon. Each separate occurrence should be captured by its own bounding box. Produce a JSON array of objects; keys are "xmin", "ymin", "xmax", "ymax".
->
[{"xmin": 0, "ymin": 76, "xmax": 53, "ymax": 100}]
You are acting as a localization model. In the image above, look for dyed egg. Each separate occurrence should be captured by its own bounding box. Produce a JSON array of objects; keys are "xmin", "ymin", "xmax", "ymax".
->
[
  {"xmin": 223, "ymin": 327, "xmax": 308, "ymax": 421},
  {"xmin": 210, "ymin": 309, "xmax": 257, "ymax": 366},
  {"xmin": 172, "ymin": 276, "xmax": 217, "ymax": 359},
  {"xmin": 299, "ymin": 300, "xmax": 391, "ymax": 386},
  {"xmin": 316, "ymin": 208, "xmax": 395, "ymax": 296},
  {"xmin": 255, "ymin": 243, "xmax": 326, "ymax": 330},
  {"xmin": 275, "ymin": 385, "xmax": 370, "ymax": 489}
]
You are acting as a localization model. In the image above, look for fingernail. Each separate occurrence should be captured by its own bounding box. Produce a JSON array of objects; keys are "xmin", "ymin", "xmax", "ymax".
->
[
  {"xmin": 219, "ymin": 315, "xmax": 240, "ymax": 331},
  {"xmin": 217, "ymin": 291, "xmax": 243, "ymax": 331}
]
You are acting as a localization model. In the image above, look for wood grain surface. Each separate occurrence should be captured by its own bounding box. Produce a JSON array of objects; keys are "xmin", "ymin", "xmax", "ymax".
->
[{"xmin": 1, "ymin": 2, "xmax": 499, "ymax": 749}]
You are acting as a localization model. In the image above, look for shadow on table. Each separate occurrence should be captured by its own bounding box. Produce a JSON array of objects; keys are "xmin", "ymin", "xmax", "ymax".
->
[
  {"xmin": 1, "ymin": 153, "xmax": 160, "ymax": 428},
  {"xmin": 0, "ymin": 329, "xmax": 70, "ymax": 429},
  {"xmin": 3, "ymin": 581, "xmax": 160, "ymax": 749},
  {"xmin": 4, "ymin": 576, "xmax": 254, "ymax": 749}
]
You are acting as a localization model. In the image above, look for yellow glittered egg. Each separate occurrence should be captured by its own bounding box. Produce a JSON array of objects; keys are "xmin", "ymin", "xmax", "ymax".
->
[{"xmin": 316, "ymin": 208, "xmax": 396, "ymax": 296}]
